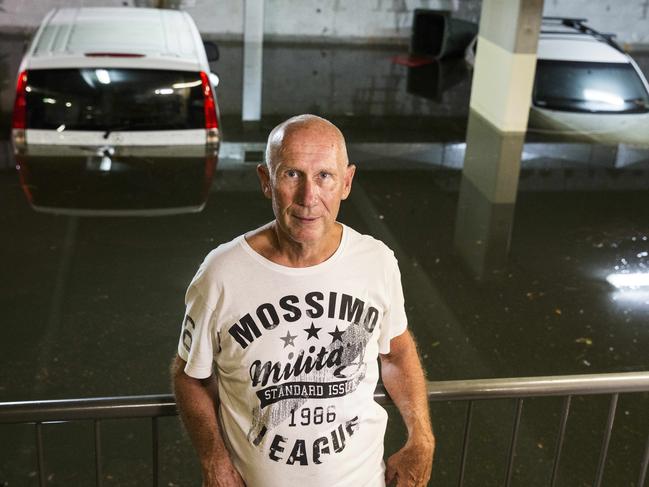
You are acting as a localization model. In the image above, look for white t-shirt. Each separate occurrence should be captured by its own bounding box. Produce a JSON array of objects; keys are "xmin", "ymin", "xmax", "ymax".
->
[{"xmin": 177, "ymin": 224, "xmax": 408, "ymax": 487}]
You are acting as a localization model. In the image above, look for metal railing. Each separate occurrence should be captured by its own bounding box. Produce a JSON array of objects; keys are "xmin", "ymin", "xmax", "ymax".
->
[{"xmin": 1, "ymin": 371, "xmax": 648, "ymax": 487}]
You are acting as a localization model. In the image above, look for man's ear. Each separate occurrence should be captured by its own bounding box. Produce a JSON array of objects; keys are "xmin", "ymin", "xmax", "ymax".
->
[
  {"xmin": 341, "ymin": 163, "xmax": 356, "ymax": 200},
  {"xmin": 257, "ymin": 164, "xmax": 272, "ymax": 199}
]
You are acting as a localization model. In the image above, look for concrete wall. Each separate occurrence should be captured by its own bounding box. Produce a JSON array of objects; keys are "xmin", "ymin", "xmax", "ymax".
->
[
  {"xmin": 0, "ymin": 0, "xmax": 647, "ymax": 46},
  {"xmin": 0, "ymin": 0, "xmax": 456, "ymax": 42},
  {"xmin": 542, "ymin": 0, "xmax": 649, "ymax": 48}
]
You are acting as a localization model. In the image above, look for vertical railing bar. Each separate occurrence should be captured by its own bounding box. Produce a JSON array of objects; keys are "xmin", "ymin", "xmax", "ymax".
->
[
  {"xmin": 152, "ymin": 417, "xmax": 159, "ymax": 487},
  {"xmin": 550, "ymin": 395, "xmax": 572, "ymax": 487},
  {"xmin": 35, "ymin": 422, "xmax": 45, "ymax": 487},
  {"xmin": 95, "ymin": 419, "xmax": 103, "ymax": 487},
  {"xmin": 504, "ymin": 398, "xmax": 524, "ymax": 487},
  {"xmin": 638, "ymin": 431, "xmax": 649, "ymax": 487},
  {"xmin": 594, "ymin": 393, "xmax": 618, "ymax": 487},
  {"xmin": 457, "ymin": 400, "xmax": 474, "ymax": 487}
]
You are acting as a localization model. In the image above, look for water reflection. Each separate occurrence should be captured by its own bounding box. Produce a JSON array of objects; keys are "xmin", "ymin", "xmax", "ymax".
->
[
  {"xmin": 453, "ymin": 110, "xmax": 522, "ymax": 278},
  {"xmin": 454, "ymin": 174, "xmax": 515, "ymax": 279},
  {"xmin": 16, "ymin": 145, "xmax": 216, "ymax": 216},
  {"xmin": 527, "ymin": 107, "xmax": 649, "ymax": 147},
  {"xmin": 607, "ymin": 272, "xmax": 649, "ymax": 288},
  {"xmin": 406, "ymin": 59, "xmax": 469, "ymax": 102},
  {"xmin": 604, "ymin": 236, "xmax": 649, "ymax": 309}
]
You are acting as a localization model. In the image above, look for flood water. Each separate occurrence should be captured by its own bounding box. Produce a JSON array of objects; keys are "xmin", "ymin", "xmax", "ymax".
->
[{"xmin": 1, "ymin": 37, "xmax": 648, "ymax": 487}]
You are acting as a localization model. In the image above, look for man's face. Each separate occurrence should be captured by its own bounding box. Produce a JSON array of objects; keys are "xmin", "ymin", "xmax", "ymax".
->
[{"xmin": 258, "ymin": 126, "xmax": 355, "ymax": 247}]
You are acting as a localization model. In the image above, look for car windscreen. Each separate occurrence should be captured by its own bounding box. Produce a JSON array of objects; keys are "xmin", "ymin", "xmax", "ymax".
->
[
  {"xmin": 533, "ymin": 61, "xmax": 649, "ymax": 114},
  {"xmin": 25, "ymin": 68, "xmax": 206, "ymax": 131}
]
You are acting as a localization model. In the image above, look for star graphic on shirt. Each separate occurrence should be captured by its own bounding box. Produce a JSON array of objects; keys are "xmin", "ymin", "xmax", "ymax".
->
[
  {"xmin": 328, "ymin": 325, "xmax": 344, "ymax": 343},
  {"xmin": 304, "ymin": 322, "xmax": 321, "ymax": 340},
  {"xmin": 280, "ymin": 331, "xmax": 297, "ymax": 348}
]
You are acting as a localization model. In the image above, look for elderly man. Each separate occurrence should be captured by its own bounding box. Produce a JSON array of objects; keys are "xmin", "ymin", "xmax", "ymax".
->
[{"xmin": 172, "ymin": 114, "xmax": 434, "ymax": 487}]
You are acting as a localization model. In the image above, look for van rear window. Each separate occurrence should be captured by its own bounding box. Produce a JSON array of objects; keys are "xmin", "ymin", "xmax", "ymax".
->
[
  {"xmin": 533, "ymin": 61, "xmax": 649, "ymax": 114},
  {"xmin": 25, "ymin": 69, "xmax": 206, "ymax": 131}
]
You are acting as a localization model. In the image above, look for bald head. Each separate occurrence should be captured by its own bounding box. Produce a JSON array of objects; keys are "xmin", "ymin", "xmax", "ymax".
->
[
  {"xmin": 255, "ymin": 113, "xmax": 356, "ymax": 249},
  {"xmin": 265, "ymin": 114, "xmax": 348, "ymax": 174}
]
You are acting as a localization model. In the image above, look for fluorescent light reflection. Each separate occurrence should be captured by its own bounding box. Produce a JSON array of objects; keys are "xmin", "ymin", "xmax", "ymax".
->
[
  {"xmin": 172, "ymin": 80, "xmax": 201, "ymax": 89},
  {"xmin": 99, "ymin": 155, "xmax": 112, "ymax": 172},
  {"xmin": 611, "ymin": 290, "xmax": 649, "ymax": 304},
  {"xmin": 155, "ymin": 88, "xmax": 174, "ymax": 95},
  {"xmin": 606, "ymin": 272, "xmax": 649, "ymax": 289},
  {"xmin": 583, "ymin": 89, "xmax": 624, "ymax": 107},
  {"xmin": 95, "ymin": 69, "xmax": 111, "ymax": 84}
]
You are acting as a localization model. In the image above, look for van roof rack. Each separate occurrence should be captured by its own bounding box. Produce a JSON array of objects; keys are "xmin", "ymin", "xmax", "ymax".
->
[{"xmin": 541, "ymin": 16, "xmax": 624, "ymax": 54}]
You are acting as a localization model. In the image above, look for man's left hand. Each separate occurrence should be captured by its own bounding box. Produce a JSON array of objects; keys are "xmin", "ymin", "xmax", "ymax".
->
[{"xmin": 385, "ymin": 437, "xmax": 434, "ymax": 487}]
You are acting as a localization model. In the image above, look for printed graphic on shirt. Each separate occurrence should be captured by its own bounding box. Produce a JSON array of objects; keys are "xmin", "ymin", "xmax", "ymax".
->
[
  {"xmin": 218, "ymin": 290, "xmax": 380, "ymax": 466},
  {"xmin": 181, "ymin": 315, "xmax": 195, "ymax": 353}
]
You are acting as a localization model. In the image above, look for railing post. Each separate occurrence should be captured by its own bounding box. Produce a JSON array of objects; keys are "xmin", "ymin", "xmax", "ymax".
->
[
  {"xmin": 95, "ymin": 419, "xmax": 103, "ymax": 487},
  {"xmin": 638, "ymin": 431, "xmax": 649, "ymax": 487},
  {"xmin": 504, "ymin": 398, "xmax": 523, "ymax": 487},
  {"xmin": 35, "ymin": 422, "xmax": 45, "ymax": 487},
  {"xmin": 152, "ymin": 417, "xmax": 159, "ymax": 487},
  {"xmin": 594, "ymin": 393, "xmax": 618, "ymax": 487},
  {"xmin": 457, "ymin": 401, "xmax": 473, "ymax": 487},
  {"xmin": 550, "ymin": 395, "xmax": 572, "ymax": 487}
]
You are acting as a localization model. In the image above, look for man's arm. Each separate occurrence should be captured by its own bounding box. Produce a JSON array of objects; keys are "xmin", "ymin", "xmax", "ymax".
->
[
  {"xmin": 171, "ymin": 355, "xmax": 245, "ymax": 487},
  {"xmin": 380, "ymin": 330, "xmax": 435, "ymax": 487}
]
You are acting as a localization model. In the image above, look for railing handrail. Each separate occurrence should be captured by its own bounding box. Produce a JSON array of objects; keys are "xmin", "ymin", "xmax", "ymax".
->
[
  {"xmin": 424, "ymin": 370, "xmax": 649, "ymax": 401},
  {"xmin": 0, "ymin": 394, "xmax": 178, "ymax": 424},
  {"xmin": 1, "ymin": 371, "xmax": 648, "ymax": 424}
]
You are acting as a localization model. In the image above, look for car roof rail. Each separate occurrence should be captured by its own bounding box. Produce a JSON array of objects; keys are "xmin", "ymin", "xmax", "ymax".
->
[
  {"xmin": 543, "ymin": 16, "xmax": 589, "ymax": 25},
  {"xmin": 541, "ymin": 16, "xmax": 624, "ymax": 54}
]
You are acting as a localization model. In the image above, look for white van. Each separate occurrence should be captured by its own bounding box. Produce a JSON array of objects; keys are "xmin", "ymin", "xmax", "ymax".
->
[
  {"xmin": 12, "ymin": 7, "xmax": 220, "ymax": 154},
  {"xmin": 529, "ymin": 17, "xmax": 649, "ymax": 147}
]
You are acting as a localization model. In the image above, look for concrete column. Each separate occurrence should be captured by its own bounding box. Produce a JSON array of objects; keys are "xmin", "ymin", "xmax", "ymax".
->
[
  {"xmin": 454, "ymin": 0, "xmax": 544, "ymax": 278},
  {"xmin": 242, "ymin": 0, "xmax": 264, "ymax": 121},
  {"xmin": 470, "ymin": 0, "xmax": 543, "ymax": 134}
]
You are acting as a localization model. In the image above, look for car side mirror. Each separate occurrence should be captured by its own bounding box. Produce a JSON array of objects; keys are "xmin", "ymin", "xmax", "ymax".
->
[{"xmin": 203, "ymin": 41, "xmax": 220, "ymax": 62}]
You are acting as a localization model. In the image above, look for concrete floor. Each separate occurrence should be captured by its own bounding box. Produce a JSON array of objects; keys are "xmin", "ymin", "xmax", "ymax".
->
[{"xmin": 1, "ymin": 39, "xmax": 648, "ymax": 486}]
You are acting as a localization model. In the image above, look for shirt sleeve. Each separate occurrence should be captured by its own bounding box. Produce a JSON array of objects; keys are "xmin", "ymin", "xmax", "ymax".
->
[
  {"xmin": 377, "ymin": 253, "xmax": 408, "ymax": 354},
  {"xmin": 177, "ymin": 283, "xmax": 217, "ymax": 379}
]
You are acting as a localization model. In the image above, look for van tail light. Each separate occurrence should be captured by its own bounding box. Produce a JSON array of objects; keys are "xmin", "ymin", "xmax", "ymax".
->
[
  {"xmin": 12, "ymin": 70, "xmax": 28, "ymax": 152},
  {"xmin": 200, "ymin": 71, "xmax": 220, "ymax": 147}
]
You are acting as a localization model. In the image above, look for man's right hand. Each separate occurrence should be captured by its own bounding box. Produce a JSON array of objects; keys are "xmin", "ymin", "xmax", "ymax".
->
[{"xmin": 172, "ymin": 356, "xmax": 246, "ymax": 487}]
